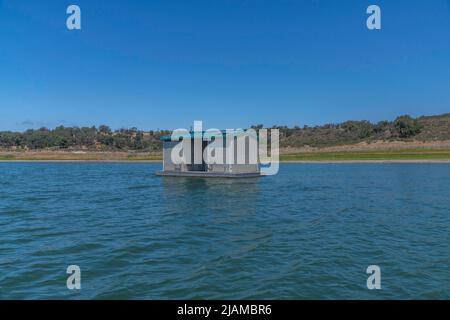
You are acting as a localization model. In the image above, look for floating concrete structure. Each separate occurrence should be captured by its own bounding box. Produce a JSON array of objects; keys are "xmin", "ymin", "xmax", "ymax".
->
[{"xmin": 156, "ymin": 130, "xmax": 261, "ymax": 178}]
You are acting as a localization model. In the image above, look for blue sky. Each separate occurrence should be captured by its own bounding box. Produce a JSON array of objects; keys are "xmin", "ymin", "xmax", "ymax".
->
[{"xmin": 1, "ymin": 0, "xmax": 449, "ymax": 131}]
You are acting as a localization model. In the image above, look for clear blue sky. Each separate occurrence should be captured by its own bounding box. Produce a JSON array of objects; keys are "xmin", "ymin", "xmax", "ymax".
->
[{"xmin": 1, "ymin": 0, "xmax": 449, "ymax": 131}]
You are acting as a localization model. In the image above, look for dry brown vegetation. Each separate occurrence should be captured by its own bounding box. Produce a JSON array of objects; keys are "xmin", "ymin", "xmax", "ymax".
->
[{"xmin": 1, "ymin": 113, "xmax": 449, "ymax": 161}]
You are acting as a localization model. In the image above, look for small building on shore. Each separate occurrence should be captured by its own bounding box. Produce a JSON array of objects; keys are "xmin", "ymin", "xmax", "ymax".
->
[{"xmin": 156, "ymin": 130, "xmax": 261, "ymax": 178}]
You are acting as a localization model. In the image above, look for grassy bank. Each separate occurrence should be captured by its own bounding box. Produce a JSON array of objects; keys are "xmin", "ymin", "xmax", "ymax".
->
[
  {"xmin": 0, "ymin": 152, "xmax": 162, "ymax": 161},
  {"xmin": 280, "ymin": 148, "xmax": 450, "ymax": 161},
  {"xmin": 1, "ymin": 148, "xmax": 450, "ymax": 162}
]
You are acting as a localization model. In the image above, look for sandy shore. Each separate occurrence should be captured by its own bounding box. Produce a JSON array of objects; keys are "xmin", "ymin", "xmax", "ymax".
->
[
  {"xmin": 282, "ymin": 160, "xmax": 450, "ymax": 164},
  {"xmin": 1, "ymin": 160, "xmax": 450, "ymax": 164},
  {"xmin": 2, "ymin": 140, "xmax": 450, "ymax": 163},
  {"xmin": 280, "ymin": 139, "xmax": 450, "ymax": 154},
  {"xmin": 0, "ymin": 159, "xmax": 161, "ymax": 163}
]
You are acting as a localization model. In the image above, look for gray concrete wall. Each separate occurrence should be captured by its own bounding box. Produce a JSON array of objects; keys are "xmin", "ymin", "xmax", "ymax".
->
[
  {"xmin": 163, "ymin": 134, "xmax": 260, "ymax": 174},
  {"xmin": 207, "ymin": 163, "xmax": 260, "ymax": 174},
  {"xmin": 163, "ymin": 141, "xmax": 178, "ymax": 171},
  {"xmin": 163, "ymin": 140, "xmax": 206, "ymax": 172}
]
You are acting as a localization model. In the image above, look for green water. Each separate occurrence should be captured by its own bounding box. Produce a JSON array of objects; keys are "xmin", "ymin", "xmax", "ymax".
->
[{"xmin": 0, "ymin": 163, "xmax": 449, "ymax": 299}]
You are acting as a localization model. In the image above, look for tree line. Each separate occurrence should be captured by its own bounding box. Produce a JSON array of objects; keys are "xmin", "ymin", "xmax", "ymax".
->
[
  {"xmin": 0, "ymin": 114, "xmax": 442, "ymax": 151},
  {"xmin": 264, "ymin": 114, "xmax": 425, "ymax": 148},
  {"xmin": 0, "ymin": 125, "xmax": 170, "ymax": 151}
]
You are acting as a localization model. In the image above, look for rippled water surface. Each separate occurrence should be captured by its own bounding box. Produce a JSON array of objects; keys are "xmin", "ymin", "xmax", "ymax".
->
[{"xmin": 0, "ymin": 163, "xmax": 449, "ymax": 299}]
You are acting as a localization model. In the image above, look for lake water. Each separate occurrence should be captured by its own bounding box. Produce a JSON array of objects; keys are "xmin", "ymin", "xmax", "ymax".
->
[{"xmin": 0, "ymin": 163, "xmax": 449, "ymax": 299}]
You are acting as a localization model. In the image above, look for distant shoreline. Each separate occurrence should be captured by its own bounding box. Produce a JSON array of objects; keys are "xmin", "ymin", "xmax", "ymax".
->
[
  {"xmin": 282, "ymin": 159, "xmax": 450, "ymax": 164},
  {"xmin": 1, "ymin": 159, "xmax": 449, "ymax": 164},
  {"xmin": 0, "ymin": 159, "xmax": 161, "ymax": 163},
  {"xmin": 2, "ymin": 141, "xmax": 450, "ymax": 163}
]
